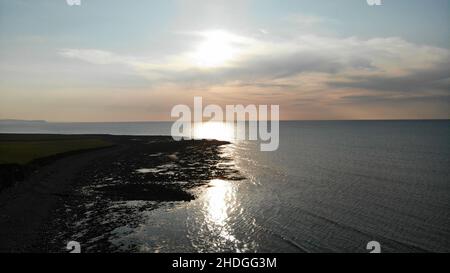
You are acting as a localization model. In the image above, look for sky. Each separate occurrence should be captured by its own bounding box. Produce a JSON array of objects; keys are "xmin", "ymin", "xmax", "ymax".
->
[{"xmin": 0, "ymin": 0, "xmax": 449, "ymax": 121}]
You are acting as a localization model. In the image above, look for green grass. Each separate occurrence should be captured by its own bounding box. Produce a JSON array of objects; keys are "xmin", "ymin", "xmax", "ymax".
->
[{"xmin": 0, "ymin": 136, "xmax": 112, "ymax": 164}]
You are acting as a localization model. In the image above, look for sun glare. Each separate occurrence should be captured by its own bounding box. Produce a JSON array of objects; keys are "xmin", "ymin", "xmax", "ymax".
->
[
  {"xmin": 193, "ymin": 122, "xmax": 235, "ymax": 141},
  {"xmin": 192, "ymin": 30, "xmax": 237, "ymax": 68}
]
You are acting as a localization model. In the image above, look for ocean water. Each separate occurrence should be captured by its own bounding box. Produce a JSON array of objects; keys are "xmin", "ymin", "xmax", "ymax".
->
[{"xmin": 1, "ymin": 120, "xmax": 449, "ymax": 252}]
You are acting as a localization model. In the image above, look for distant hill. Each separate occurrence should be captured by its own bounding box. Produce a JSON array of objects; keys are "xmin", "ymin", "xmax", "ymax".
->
[{"xmin": 0, "ymin": 119, "xmax": 48, "ymax": 124}]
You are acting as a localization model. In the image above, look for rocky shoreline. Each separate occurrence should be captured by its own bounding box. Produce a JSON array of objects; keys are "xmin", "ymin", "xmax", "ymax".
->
[{"xmin": 0, "ymin": 135, "xmax": 243, "ymax": 252}]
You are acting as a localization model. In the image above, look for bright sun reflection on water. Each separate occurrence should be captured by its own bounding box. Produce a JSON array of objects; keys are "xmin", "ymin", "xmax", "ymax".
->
[
  {"xmin": 204, "ymin": 179, "xmax": 237, "ymax": 242},
  {"xmin": 193, "ymin": 122, "xmax": 235, "ymax": 142}
]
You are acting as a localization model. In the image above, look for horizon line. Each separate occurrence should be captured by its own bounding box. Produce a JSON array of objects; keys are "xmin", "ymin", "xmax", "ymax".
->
[{"xmin": 1, "ymin": 118, "xmax": 450, "ymax": 123}]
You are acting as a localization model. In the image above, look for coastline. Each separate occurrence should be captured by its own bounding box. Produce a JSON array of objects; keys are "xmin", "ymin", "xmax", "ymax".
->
[{"xmin": 0, "ymin": 134, "xmax": 241, "ymax": 252}]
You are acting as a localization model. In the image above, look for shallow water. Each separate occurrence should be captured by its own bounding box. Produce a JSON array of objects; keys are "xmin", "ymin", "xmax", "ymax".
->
[
  {"xmin": 115, "ymin": 121, "xmax": 450, "ymax": 253},
  {"xmin": 2, "ymin": 120, "xmax": 449, "ymax": 252}
]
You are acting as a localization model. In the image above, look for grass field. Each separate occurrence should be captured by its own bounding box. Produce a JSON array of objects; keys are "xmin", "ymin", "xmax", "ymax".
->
[{"xmin": 0, "ymin": 134, "xmax": 112, "ymax": 164}]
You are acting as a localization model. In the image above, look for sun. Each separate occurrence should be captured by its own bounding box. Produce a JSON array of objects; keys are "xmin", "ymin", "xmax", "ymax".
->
[{"xmin": 191, "ymin": 30, "xmax": 237, "ymax": 68}]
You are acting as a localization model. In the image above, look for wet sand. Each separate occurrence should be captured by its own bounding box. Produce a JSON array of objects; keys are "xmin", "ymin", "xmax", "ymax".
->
[{"xmin": 0, "ymin": 135, "xmax": 241, "ymax": 252}]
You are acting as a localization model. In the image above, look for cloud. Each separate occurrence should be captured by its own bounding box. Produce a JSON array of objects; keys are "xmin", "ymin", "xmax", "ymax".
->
[
  {"xmin": 59, "ymin": 49, "xmax": 138, "ymax": 66},
  {"xmin": 339, "ymin": 94, "xmax": 450, "ymax": 104},
  {"xmin": 58, "ymin": 24, "xmax": 450, "ymax": 114},
  {"xmin": 328, "ymin": 61, "xmax": 450, "ymax": 93}
]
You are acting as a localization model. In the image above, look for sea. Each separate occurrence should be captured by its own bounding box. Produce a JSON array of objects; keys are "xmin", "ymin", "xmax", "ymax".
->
[{"xmin": 1, "ymin": 120, "xmax": 449, "ymax": 252}]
